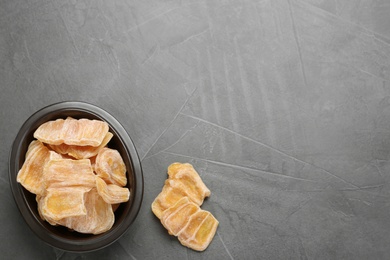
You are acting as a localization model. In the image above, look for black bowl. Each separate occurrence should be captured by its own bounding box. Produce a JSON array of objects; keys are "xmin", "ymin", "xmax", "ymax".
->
[{"xmin": 9, "ymin": 101, "xmax": 144, "ymax": 252}]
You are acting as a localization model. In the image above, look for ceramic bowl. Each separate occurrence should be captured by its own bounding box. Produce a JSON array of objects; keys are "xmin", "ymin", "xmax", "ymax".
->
[{"xmin": 9, "ymin": 101, "xmax": 143, "ymax": 252}]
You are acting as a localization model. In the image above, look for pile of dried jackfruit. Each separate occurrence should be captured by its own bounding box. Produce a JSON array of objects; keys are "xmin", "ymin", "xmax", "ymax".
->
[
  {"xmin": 17, "ymin": 117, "xmax": 130, "ymax": 234},
  {"xmin": 152, "ymin": 163, "xmax": 219, "ymax": 251}
]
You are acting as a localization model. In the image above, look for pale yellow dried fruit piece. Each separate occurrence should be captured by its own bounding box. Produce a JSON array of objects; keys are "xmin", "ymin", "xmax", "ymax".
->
[
  {"xmin": 95, "ymin": 147, "xmax": 127, "ymax": 186},
  {"xmin": 48, "ymin": 143, "xmax": 68, "ymax": 155},
  {"xmin": 43, "ymin": 158, "xmax": 96, "ymax": 189},
  {"xmin": 168, "ymin": 163, "xmax": 210, "ymax": 203},
  {"xmin": 151, "ymin": 163, "xmax": 210, "ymax": 219},
  {"xmin": 63, "ymin": 117, "xmax": 109, "ymax": 146},
  {"xmin": 34, "ymin": 117, "xmax": 109, "ymax": 147},
  {"xmin": 68, "ymin": 132, "xmax": 112, "ymax": 159},
  {"xmin": 36, "ymin": 195, "xmax": 54, "ymax": 225},
  {"xmin": 36, "ymin": 195, "xmax": 57, "ymax": 226},
  {"xmin": 152, "ymin": 180, "xmax": 188, "ymax": 219},
  {"xmin": 17, "ymin": 140, "xmax": 62, "ymax": 196},
  {"xmin": 25, "ymin": 140, "xmax": 41, "ymax": 158},
  {"xmin": 160, "ymin": 197, "xmax": 199, "ymax": 236},
  {"xmin": 57, "ymin": 188, "xmax": 115, "ymax": 235},
  {"xmin": 49, "ymin": 132, "xmax": 113, "ymax": 159},
  {"xmin": 177, "ymin": 210, "xmax": 219, "ymax": 251},
  {"xmin": 33, "ymin": 118, "xmax": 65, "ymax": 145},
  {"xmin": 40, "ymin": 186, "xmax": 91, "ymax": 221},
  {"xmin": 95, "ymin": 176, "xmax": 130, "ymax": 204}
]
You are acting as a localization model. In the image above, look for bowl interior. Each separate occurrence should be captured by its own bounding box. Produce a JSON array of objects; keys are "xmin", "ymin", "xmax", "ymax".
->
[{"xmin": 9, "ymin": 102, "xmax": 143, "ymax": 252}]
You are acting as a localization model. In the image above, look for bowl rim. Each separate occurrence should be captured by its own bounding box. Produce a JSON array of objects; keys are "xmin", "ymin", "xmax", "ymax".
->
[{"xmin": 9, "ymin": 101, "xmax": 144, "ymax": 252}]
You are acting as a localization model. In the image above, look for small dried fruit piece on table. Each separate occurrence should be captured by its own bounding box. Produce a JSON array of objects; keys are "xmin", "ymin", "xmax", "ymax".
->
[
  {"xmin": 152, "ymin": 162, "xmax": 210, "ymax": 219},
  {"xmin": 152, "ymin": 163, "xmax": 218, "ymax": 251}
]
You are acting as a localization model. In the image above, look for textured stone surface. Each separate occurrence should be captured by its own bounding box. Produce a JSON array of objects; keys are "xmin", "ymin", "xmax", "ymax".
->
[{"xmin": 2, "ymin": 0, "xmax": 390, "ymax": 259}]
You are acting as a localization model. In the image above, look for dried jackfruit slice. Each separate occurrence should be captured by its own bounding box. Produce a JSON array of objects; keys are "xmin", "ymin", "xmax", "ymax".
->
[
  {"xmin": 95, "ymin": 148, "xmax": 127, "ymax": 186},
  {"xmin": 168, "ymin": 163, "xmax": 210, "ymax": 202},
  {"xmin": 17, "ymin": 140, "xmax": 62, "ymax": 196},
  {"xmin": 36, "ymin": 195, "xmax": 56, "ymax": 225},
  {"xmin": 67, "ymin": 132, "xmax": 113, "ymax": 159},
  {"xmin": 151, "ymin": 163, "xmax": 210, "ymax": 219},
  {"xmin": 37, "ymin": 195, "xmax": 59, "ymax": 226},
  {"xmin": 48, "ymin": 143, "xmax": 68, "ymax": 155},
  {"xmin": 33, "ymin": 118, "xmax": 65, "ymax": 145},
  {"xmin": 43, "ymin": 158, "xmax": 96, "ymax": 189},
  {"xmin": 40, "ymin": 186, "xmax": 91, "ymax": 221},
  {"xmin": 49, "ymin": 132, "xmax": 113, "ymax": 159},
  {"xmin": 57, "ymin": 188, "xmax": 115, "ymax": 235},
  {"xmin": 160, "ymin": 197, "xmax": 200, "ymax": 236},
  {"xmin": 152, "ymin": 180, "xmax": 189, "ymax": 219},
  {"xmin": 177, "ymin": 210, "xmax": 219, "ymax": 251},
  {"xmin": 24, "ymin": 140, "xmax": 41, "ymax": 158},
  {"xmin": 34, "ymin": 117, "xmax": 109, "ymax": 147},
  {"xmin": 48, "ymin": 151, "xmax": 64, "ymax": 162},
  {"xmin": 167, "ymin": 177, "xmax": 206, "ymax": 206},
  {"xmin": 63, "ymin": 117, "xmax": 109, "ymax": 146},
  {"xmin": 95, "ymin": 176, "xmax": 130, "ymax": 204}
]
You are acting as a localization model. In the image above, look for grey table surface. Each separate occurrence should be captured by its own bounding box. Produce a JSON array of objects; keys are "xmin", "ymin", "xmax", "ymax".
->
[{"xmin": 1, "ymin": 0, "xmax": 390, "ymax": 259}]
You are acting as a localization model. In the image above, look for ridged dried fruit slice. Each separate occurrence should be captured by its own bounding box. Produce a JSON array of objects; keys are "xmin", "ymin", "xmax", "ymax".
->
[
  {"xmin": 62, "ymin": 117, "xmax": 109, "ymax": 146},
  {"xmin": 49, "ymin": 132, "xmax": 113, "ymax": 159},
  {"xmin": 167, "ymin": 163, "xmax": 210, "ymax": 203},
  {"xmin": 25, "ymin": 140, "xmax": 41, "ymax": 158},
  {"xmin": 48, "ymin": 143, "xmax": 67, "ymax": 155},
  {"xmin": 68, "ymin": 131, "xmax": 112, "ymax": 159},
  {"xmin": 40, "ymin": 186, "xmax": 91, "ymax": 221},
  {"xmin": 151, "ymin": 163, "xmax": 210, "ymax": 219},
  {"xmin": 17, "ymin": 140, "xmax": 62, "ymax": 196},
  {"xmin": 33, "ymin": 118, "xmax": 65, "ymax": 145},
  {"xmin": 95, "ymin": 176, "xmax": 130, "ymax": 204},
  {"xmin": 37, "ymin": 195, "xmax": 58, "ymax": 226},
  {"xmin": 152, "ymin": 180, "xmax": 188, "ymax": 219},
  {"xmin": 36, "ymin": 195, "xmax": 56, "ymax": 225},
  {"xmin": 57, "ymin": 188, "xmax": 115, "ymax": 235},
  {"xmin": 160, "ymin": 197, "xmax": 199, "ymax": 236},
  {"xmin": 95, "ymin": 147, "xmax": 127, "ymax": 186},
  {"xmin": 43, "ymin": 158, "xmax": 96, "ymax": 189},
  {"xmin": 177, "ymin": 210, "xmax": 219, "ymax": 251},
  {"xmin": 34, "ymin": 117, "xmax": 109, "ymax": 147}
]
